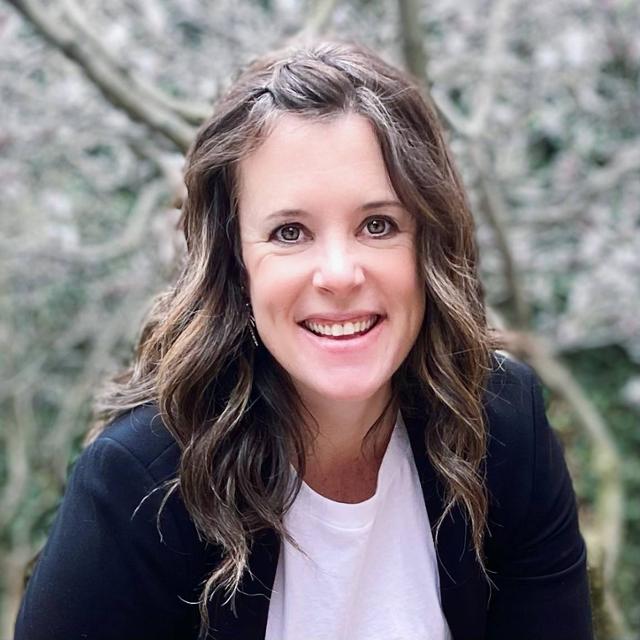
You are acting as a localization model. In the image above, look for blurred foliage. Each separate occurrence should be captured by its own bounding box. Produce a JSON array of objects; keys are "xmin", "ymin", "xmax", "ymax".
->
[
  {"xmin": 1, "ymin": 0, "xmax": 639, "ymax": 637},
  {"xmin": 561, "ymin": 347, "xmax": 640, "ymax": 633}
]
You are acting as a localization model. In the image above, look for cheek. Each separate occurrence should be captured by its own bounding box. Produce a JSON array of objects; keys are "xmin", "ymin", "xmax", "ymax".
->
[
  {"xmin": 246, "ymin": 259, "xmax": 305, "ymax": 324},
  {"xmin": 383, "ymin": 249, "xmax": 424, "ymax": 312}
]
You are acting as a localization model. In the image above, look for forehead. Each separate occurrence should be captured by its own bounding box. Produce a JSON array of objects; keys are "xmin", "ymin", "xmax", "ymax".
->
[{"xmin": 237, "ymin": 112, "xmax": 398, "ymax": 218}]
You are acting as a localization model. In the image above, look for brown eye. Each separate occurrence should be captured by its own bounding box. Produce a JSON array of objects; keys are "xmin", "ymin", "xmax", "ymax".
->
[
  {"xmin": 365, "ymin": 217, "xmax": 393, "ymax": 236},
  {"xmin": 274, "ymin": 224, "xmax": 303, "ymax": 243}
]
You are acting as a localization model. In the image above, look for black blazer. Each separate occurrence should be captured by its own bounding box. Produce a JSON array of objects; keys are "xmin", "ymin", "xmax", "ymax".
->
[{"xmin": 15, "ymin": 357, "xmax": 593, "ymax": 639}]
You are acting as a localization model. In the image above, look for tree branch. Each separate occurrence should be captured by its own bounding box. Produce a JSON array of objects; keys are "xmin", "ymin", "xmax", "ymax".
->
[
  {"xmin": 501, "ymin": 330, "xmax": 629, "ymax": 638},
  {"xmin": 6, "ymin": 0, "xmax": 197, "ymax": 151},
  {"xmin": 397, "ymin": 0, "xmax": 428, "ymax": 83},
  {"xmin": 424, "ymin": 0, "xmax": 529, "ymax": 327},
  {"xmin": 43, "ymin": 279, "xmax": 152, "ymax": 481},
  {"xmin": 466, "ymin": 0, "xmax": 511, "ymax": 137},
  {"xmin": 0, "ymin": 179, "xmax": 169, "ymax": 264},
  {"xmin": 472, "ymin": 144, "xmax": 531, "ymax": 327},
  {"xmin": 426, "ymin": 4, "xmax": 628, "ymax": 628},
  {"xmin": 292, "ymin": 0, "xmax": 340, "ymax": 41},
  {"xmin": 57, "ymin": 180, "xmax": 168, "ymax": 264},
  {"xmin": 0, "ymin": 392, "xmax": 33, "ymax": 532},
  {"xmin": 58, "ymin": 0, "xmax": 211, "ymax": 125}
]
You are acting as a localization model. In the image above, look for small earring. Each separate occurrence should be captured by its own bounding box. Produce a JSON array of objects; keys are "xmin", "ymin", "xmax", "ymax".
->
[{"xmin": 246, "ymin": 302, "xmax": 259, "ymax": 347}]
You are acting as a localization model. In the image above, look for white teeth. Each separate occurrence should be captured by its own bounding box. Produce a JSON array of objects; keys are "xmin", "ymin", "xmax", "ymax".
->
[{"xmin": 303, "ymin": 316, "xmax": 378, "ymax": 337}]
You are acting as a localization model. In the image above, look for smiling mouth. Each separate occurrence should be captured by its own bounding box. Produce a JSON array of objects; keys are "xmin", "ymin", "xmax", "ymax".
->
[{"xmin": 300, "ymin": 314, "xmax": 381, "ymax": 339}]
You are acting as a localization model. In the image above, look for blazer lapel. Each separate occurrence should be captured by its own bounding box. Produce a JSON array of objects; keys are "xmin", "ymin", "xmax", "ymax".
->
[{"xmin": 404, "ymin": 411, "xmax": 489, "ymax": 640}]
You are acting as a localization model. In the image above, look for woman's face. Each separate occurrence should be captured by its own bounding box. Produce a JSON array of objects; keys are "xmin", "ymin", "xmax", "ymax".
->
[{"xmin": 238, "ymin": 113, "xmax": 425, "ymax": 406}]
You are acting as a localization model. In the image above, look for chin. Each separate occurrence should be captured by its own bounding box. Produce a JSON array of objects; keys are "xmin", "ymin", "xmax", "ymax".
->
[{"xmin": 294, "ymin": 373, "xmax": 391, "ymax": 405}]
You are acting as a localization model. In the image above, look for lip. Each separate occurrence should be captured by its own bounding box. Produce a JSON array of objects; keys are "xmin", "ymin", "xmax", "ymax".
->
[
  {"xmin": 299, "ymin": 311, "xmax": 383, "ymax": 323},
  {"xmin": 297, "ymin": 315, "xmax": 385, "ymax": 353}
]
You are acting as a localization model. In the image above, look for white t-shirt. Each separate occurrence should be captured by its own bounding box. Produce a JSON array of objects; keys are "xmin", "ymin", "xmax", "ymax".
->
[{"xmin": 265, "ymin": 414, "xmax": 451, "ymax": 640}]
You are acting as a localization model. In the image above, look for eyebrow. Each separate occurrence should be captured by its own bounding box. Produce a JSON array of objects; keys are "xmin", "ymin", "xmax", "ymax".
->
[{"xmin": 263, "ymin": 200, "xmax": 405, "ymax": 223}]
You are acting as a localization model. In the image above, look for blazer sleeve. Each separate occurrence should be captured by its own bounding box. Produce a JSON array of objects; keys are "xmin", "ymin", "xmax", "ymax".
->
[
  {"xmin": 14, "ymin": 436, "xmax": 200, "ymax": 640},
  {"xmin": 485, "ymin": 368, "xmax": 594, "ymax": 639}
]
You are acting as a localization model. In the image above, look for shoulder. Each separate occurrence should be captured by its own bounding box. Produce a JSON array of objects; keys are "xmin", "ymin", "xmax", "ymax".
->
[
  {"xmin": 478, "ymin": 354, "xmax": 543, "ymax": 526},
  {"xmin": 68, "ymin": 406, "xmax": 211, "ymax": 582},
  {"xmin": 70, "ymin": 405, "xmax": 194, "ymax": 555},
  {"xmin": 90, "ymin": 404, "xmax": 181, "ymax": 481},
  {"xmin": 480, "ymin": 362, "xmax": 591, "ymax": 634},
  {"xmin": 75, "ymin": 405, "xmax": 200, "ymax": 562},
  {"xmin": 483, "ymin": 352, "xmax": 541, "ymax": 466},
  {"xmin": 16, "ymin": 406, "xmax": 206, "ymax": 639},
  {"xmin": 484, "ymin": 351, "xmax": 539, "ymax": 426},
  {"xmin": 482, "ymin": 351, "xmax": 540, "ymax": 481},
  {"xmin": 482, "ymin": 353, "xmax": 581, "ymax": 561}
]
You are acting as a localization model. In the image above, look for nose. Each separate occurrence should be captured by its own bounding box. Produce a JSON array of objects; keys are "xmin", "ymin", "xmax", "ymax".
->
[{"xmin": 312, "ymin": 238, "xmax": 365, "ymax": 294}]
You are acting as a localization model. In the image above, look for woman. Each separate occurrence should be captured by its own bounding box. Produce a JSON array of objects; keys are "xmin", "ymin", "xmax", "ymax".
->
[{"xmin": 15, "ymin": 41, "xmax": 593, "ymax": 640}]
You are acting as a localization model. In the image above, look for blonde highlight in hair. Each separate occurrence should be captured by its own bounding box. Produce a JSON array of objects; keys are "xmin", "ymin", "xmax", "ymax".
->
[{"xmin": 92, "ymin": 41, "xmax": 497, "ymax": 636}]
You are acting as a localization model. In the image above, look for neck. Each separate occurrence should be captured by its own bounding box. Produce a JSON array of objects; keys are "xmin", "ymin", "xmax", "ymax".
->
[{"xmin": 296, "ymin": 384, "xmax": 397, "ymax": 500}]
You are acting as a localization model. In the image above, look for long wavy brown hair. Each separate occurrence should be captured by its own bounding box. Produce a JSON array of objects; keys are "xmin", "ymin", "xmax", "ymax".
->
[{"xmin": 91, "ymin": 41, "xmax": 495, "ymax": 633}]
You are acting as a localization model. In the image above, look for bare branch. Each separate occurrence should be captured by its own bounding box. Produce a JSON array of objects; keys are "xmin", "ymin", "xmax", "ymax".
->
[
  {"xmin": 292, "ymin": 0, "xmax": 340, "ymax": 41},
  {"xmin": 427, "ymin": 0, "xmax": 528, "ymax": 327},
  {"xmin": 57, "ymin": 180, "xmax": 169, "ymax": 264},
  {"xmin": 0, "ymin": 392, "xmax": 33, "ymax": 531},
  {"xmin": 430, "ymin": 0, "xmax": 514, "ymax": 140},
  {"xmin": 0, "ymin": 179, "xmax": 168, "ymax": 265},
  {"xmin": 500, "ymin": 329, "xmax": 629, "ymax": 638},
  {"xmin": 6, "ymin": 0, "xmax": 197, "ymax": 151},
  {"xmin": 1, "ymin": 543, "xmax": 38, "ymax": 640},
  {"xmin": 580, "ymin": 144, "xmax": 640, "ymax": 196},
  {"xmin": 472, "ymin": 145, "xmax": 531, "ymax": 327},
  {"xmin": 499, "ymin": 144, "xmax": 640, "ymax": 234},
  {"xmin": 58, "ymin": 0, "xmax": 211, "ymax": 125},
  {"xmin": 466, "ymin": 0, "xmax": 512, "ymax": 137},
  {"xmin": 431, "ymin": 88, "xmax": 475, "ymax": 137},
  {"xmin": 397, "ymin": 0, "xmax": 428, "ymax": 83},
  {"xmin": 128, "ymin": 140, "xmax": 186, "ymax": 208},
  {"xmin": 43, "ymin": 279, "xmax": 152, "ymax": 481}
]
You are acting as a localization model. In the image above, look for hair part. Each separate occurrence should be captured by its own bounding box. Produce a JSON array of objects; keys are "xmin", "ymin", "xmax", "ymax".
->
[{"xmin": 92, "ymin": 40, "xmax": 495, "ymax": 636}]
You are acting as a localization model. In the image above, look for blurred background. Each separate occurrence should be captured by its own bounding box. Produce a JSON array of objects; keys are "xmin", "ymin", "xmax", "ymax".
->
[{"xmin": 0, "ymin": 0, "xmax": 638, "ymax": 637}]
